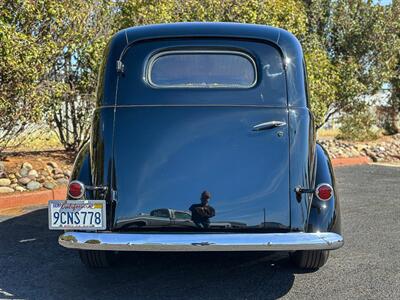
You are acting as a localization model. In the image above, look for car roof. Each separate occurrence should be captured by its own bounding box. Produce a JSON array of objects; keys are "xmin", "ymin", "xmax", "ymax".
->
[{"xmin": 98, "ymin": 22, "xmax": 307, "ymax": 108}]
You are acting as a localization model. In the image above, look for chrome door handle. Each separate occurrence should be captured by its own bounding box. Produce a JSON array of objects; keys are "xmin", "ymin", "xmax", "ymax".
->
[{"xmin": 252, "ymin": 121, "xmax": 287, "ymax": 131}]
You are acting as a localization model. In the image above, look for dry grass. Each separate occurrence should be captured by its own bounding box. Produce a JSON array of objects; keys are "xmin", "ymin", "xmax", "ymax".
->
[
  {"xmin": 316, "ymin": 128, "xmax": 340, "ymax": 139},
  {"xmin": 2, "ymin": 127, "xmax": 63, "ymax": 152}
]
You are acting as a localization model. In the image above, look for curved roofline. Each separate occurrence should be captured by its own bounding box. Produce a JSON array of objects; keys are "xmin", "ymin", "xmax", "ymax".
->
[
  {"xmin": 98, "ymin": 22, "xmax": 307, "ymax": 108},
  {"xmin": 116, "ymin": 22, "xmax": 301, "ymax": 51}
]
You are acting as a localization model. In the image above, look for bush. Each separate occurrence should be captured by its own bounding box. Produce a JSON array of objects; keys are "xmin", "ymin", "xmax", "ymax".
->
[{"xmin": 337, "ymin": 110, "xmax": 379, "ymax": 141}]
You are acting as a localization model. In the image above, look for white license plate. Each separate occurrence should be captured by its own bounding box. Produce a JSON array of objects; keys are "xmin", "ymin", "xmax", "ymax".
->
[{"xmin": 48, "ymin": 200, "xmax": 106, "ymax": 230}]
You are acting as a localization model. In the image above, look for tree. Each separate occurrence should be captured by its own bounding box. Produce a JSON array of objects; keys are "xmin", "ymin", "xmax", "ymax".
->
[
  {"xmin": 46, "ymin": 1, "xmax": 116, "ymax": 151},
  {"xmin": 385, "ymin": 0, "xmax": 400, "ymax": 134},
  {"xmin": 0, "ymin": 1, "xmax": 116, "ymax": 154},
  {"xmin": 322, "ymin": 1, "xmax": 396, "ymax": 128},
  {"xmin": 117, "ymin": 0, "xmax": 341, "ymax": 126},
  {"xmin": 117, "ymin": 0, "xmax": 307, "ymax": 38},
  {"xmin": 0, "ymin": 1, "xmax": 56, "ymax": 155}
]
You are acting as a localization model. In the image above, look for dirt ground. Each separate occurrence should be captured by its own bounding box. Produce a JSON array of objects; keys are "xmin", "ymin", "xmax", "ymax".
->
[{"xmin": 1, "ymin": 150, "xmax": 75, "ymax": 174}]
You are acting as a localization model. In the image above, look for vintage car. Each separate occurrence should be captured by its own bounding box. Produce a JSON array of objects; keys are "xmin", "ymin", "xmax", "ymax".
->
[{"xmin": 49, "ymin": 22, "xmax": 343, "ymax": 269}]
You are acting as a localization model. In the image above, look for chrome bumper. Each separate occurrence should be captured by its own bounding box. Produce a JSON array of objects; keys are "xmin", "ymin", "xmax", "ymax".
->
[{"xmin": 59, "ymin": 232, "xmax": 343, "ymax": 252}]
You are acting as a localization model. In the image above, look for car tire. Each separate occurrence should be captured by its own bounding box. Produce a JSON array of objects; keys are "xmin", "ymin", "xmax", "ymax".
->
[
  {"xmin": 78, "ymin": 250, "xmax": 117, "ymax": 268},
  {"xmin": 290, "ymin": 250, "xmax": 329, "ymax": 269}
]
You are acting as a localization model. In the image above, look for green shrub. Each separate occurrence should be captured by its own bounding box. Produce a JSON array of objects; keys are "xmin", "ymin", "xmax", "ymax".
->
[{"xmin": 337, "ymin": 110, "xmax": 379, "ymax": 141}]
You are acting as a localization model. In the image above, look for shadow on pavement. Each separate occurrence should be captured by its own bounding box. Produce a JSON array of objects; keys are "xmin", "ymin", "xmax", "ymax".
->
[{"xmin": 0, "ymin": 208, "xmax": 301, "ymax": 300}]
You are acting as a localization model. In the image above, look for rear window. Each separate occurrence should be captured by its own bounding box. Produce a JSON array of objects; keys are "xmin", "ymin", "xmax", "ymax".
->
[{"xmin": 147, "ymin": 50, "xmax": 257, "ymax": 88}]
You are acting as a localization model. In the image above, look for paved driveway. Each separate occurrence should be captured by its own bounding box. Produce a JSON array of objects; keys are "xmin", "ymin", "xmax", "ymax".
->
[{"xmin": 0, "ymin": 165, "xmax": 399, "ymax": 299}]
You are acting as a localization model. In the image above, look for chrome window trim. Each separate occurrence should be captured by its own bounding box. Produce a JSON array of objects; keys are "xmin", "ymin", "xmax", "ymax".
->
[{"xmin": 146, "ymin": 50, "xmax": 258, "ymax": 89}]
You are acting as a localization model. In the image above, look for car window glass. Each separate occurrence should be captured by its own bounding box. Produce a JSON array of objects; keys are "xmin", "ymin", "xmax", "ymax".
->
[
  {"xmin": 150, "ymin": 209, "xmax": 170, "ymax": 218},
  {"xmin": 174, "ymin": 211, "xmax": 192, "ymax": 220},
  {"xmin": 148, "ymin": 51, "xmax": 256, "ymax": 88}
]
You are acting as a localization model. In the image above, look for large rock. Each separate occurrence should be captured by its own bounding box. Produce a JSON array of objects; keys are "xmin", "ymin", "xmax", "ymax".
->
[
  {"xmin": 18, "ymin": 177, "xmax": 31, "ymax": 185},
  {"xmin": 44, "ymin": 182, "xmax": 56, "ymax": 190},
  {"xmin": 0, "ymin": 178, "xmax": 11, "ymax": 187},
  {"xmin": 0, "ymin": 186, "xmax": 14, "ymax": 193},
  {"xmin": 53, "ymin": 174, "xmax": 65, "ymax": 180},
  {"xmin": 22, "ymin": 162, "xmax": 33, "ymax": 170},
  {"xmin": 19, "ymin": 167, "xmax": 29, "ymax": 177},
  {"xmin": 53, "ymin": 168, "xmax": 63, "ymax": 175},
  {"xmin": 56, "ymin": 178, "xmax": 69, "ymax": 185},
  {"xmin": 28, "ymin": 169, "xmax": 39, "ymax": 178},
  {"xmin": 15, "ymin": 186, "xmax": 26, "ymax": 192},
  {"xmin": 26, "ymin": 181, "xmax": 41, "ymax": 191},
  {"xmin": 0, "ymin": 161, "xmax": 5, "ymax": 172}
]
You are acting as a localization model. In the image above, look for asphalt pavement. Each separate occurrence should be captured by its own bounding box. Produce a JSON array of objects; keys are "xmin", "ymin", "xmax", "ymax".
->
[{"xmin": 0, "ymin": 164, "xmax": 399, "ymax": 300}]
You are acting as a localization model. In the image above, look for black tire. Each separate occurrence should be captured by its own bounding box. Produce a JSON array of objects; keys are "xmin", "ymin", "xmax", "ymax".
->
[
  {"xmin": 290, "ymin": 250, "xmax": 329, "ymax": 269},
  {"xmin": 78, "ymin": 250, "xmax": 117, "ymax": 268}
]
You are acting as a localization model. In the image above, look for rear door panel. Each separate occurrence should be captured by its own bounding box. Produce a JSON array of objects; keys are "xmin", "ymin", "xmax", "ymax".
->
[{"xmin": 112, "ymin": 106, "xmax": 290, "ymax": 231}]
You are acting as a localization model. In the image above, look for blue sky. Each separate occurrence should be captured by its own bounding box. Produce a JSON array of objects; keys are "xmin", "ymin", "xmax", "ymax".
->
[{"xmin": 374, "ymin": 0, "xmax": 392, "ymax": 5}]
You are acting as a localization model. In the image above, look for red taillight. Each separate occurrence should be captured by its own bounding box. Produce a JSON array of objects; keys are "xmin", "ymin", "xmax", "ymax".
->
[
  {"xmin": 315, "ymin": 183, "xmax": 333, "ymax": 201},
  {"xmin": 68, "ymin": 181, "xmax": 85, "ymax": 199}
]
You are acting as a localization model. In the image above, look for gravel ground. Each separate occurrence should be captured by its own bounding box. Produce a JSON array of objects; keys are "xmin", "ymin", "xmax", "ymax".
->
[{"xmin": 0, "ymin": 164, "xmax": 399, "ymax": 300}]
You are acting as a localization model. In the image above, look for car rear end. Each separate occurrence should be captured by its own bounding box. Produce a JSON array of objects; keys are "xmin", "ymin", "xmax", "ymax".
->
[{"xmin": 49, "ymin": 23, "xmax": 343, "ymax": 267}]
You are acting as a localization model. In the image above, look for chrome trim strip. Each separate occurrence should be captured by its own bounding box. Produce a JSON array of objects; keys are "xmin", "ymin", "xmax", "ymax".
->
[
  {"xmin": 146, "ymin": 50, "xmax": 258, "ymax": 89},
  {"xmin": 59, "ymin": 232, "xmax": 343, "ymax": 252}
]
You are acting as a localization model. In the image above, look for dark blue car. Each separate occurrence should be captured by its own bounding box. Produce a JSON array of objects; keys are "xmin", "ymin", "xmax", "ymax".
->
[{"xmin": 49, "ymin": 22, "xmax": 343, "ymax": 269}]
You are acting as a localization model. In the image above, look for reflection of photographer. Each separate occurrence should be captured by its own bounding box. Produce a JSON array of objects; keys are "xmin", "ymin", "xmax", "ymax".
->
[{"xmin": 189, "ymin": 191, "xmax": 215, "ymax": 228}]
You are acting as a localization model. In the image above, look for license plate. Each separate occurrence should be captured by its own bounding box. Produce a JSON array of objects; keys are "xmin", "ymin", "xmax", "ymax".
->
[{"xmin": 48, "ymin": 200, "xmax": 106, "ymax": 230}]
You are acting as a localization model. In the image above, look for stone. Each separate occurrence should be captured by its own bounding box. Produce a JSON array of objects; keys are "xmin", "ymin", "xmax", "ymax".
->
[
  {"xmin": 41, "ymin": 170, "xmax": 50, "ymax": 177},
  {"xmin": 18, "ymin": 177, "xmax": 31, "ymax": 185},
  {"xmin": 19, "ymin": 167, "xmax": 29, "ymax": 177},
  {"xmin": 15, "ymin": 186, "xmax": 26, "ymax": 192},
  {"xmin": 369, "ymin": 153, "xmax": 378, "ymax": 162},
  {"xmin": 15, "ymin": 172, "xmax": 22, "ymax": 179},
  {"xmin": 0, "ymin": 161, "xmax": 5, "ymax": 171},
  {"xmin": 47, "ymin": 161, "xmax": 59, "ymax": 169},
  {"xmin": 44, "ymin": 182, "xmax": 56, "ymax": 190},
  {"xmin": 0, "ymin": 178, "xmax": 11, "ymax": 186},
  {"xmin": 26, "ymin": 181, "xmax": 41, "ymax": 191},
  {"xmin": 46, "ymin": 176, "xmax": 53, "ymax": 181},
  {"xmin": 54, "ymin": 168, "xmax": 63, "ymax": 175},
  {"xmin": 8, "ymin": 173, "xmax": 16, "ymax": 180},
  {"xmin": 10, "ymin": 183, "xmax": 18, "ymax": 188},
  {"xmin": 0, "ymin": 186, "xmax": 14, "ymax": 193},
  {"xmin": 11, "ymin": 178, "xmax": 18, "ymax": 184},
  {"xmin": 22, "ymin": 162, "xmax": 33, "ymax": 170},
  {"xmin": 37, "ymin": 177, "xmax": 46, "ymax": 183},
  {"xmin": 53, "ymin": 174, "xmax": 64, "ymax": 179},
  {"xmin": 56, "ymin": 178, "xmax": 69, "ymax": 185},
  {"xmin": 28, "ymin": 169, "xmax": 39, "ymax": 178}
]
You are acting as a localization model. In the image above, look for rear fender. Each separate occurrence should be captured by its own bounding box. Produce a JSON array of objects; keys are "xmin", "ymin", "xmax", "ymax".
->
[
  {"xmin": 307, "ymin": 143, "xmax": 341, "ymax": 234},
  {"xmin": 69, "ymin": 143, "xmax": 93, "ymax": 200}
]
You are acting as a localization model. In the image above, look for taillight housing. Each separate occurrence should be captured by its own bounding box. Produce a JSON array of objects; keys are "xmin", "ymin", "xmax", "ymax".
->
[
  {"xmin": 315, "ymin": 183, "xmax": 333, "ymax": 201},
  {"xmin": 68, "ymin": 180, "xmax": 85, "ymax": 199}
]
